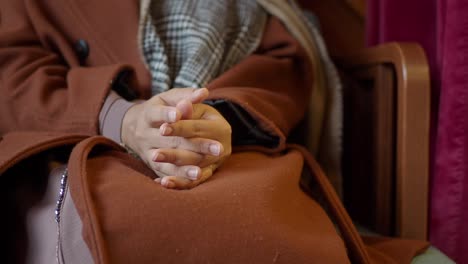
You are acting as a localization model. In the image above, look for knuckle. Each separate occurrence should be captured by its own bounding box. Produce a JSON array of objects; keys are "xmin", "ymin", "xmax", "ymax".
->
[
  {"xmin": 192, "ymin": 122, "xmax": 203, "ymax": 135},
  {"xmin": 171, "ymin": 136, "xmax": 183, "ymax": 148},
  {"xmin": 205, "ymin": 155, "xmax": 217, "ymax": 164},
  {"xmin": 152, "ymin": 162, "xmax": 162, "ymax": 171},
  {"xmin": 176, "ymin": 167, "xmax": 187, "ymax": 177},
  {"xmin": 194, "ymin": 154, "xmax": 204, "ymax": 165},
  {"xmin": 221, "ymin": 121, "xmax": 232, "ymax": 134},
  {"xmin": 151, "ymin": 164, "xmax": 165, "ymax": 178},
  {"xmin": 173, "ymin": 123, "xmax": 185, "ymax": 136},
  {"xmin": 143, "ymin": 107, "xmax": 152, "ymax": 122}
]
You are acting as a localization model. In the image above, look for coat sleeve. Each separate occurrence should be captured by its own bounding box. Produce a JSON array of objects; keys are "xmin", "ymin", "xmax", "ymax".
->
[
  {"xmin": 0, "ymin": 0, "xmax": 134, "ymax": 135},
  {"xmin": 206, "ymin": 16, "xmax": 314, "ymax": 151}
]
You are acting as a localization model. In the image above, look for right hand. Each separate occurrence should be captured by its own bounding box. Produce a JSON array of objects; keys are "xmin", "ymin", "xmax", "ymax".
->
[{"xmin": 121, "ymin": 88, "xmax": 223, "ymax": 181}]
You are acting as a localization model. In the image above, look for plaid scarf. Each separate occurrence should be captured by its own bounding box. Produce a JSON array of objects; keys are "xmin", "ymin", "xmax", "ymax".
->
[{"xmin": 141, "ymin": 0, "xmax": 268, "ymax": 95}]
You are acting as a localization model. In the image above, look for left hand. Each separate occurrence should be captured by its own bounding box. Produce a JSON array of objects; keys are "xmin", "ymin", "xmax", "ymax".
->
[{"xmin": 154, "ymin": 103, "xmax": 232, "ymax": 189}]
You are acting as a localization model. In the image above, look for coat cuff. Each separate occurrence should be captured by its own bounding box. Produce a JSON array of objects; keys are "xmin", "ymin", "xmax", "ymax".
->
[{"xmin": 99, "ymin": 91, "xmax": 138, "ymax": 143}]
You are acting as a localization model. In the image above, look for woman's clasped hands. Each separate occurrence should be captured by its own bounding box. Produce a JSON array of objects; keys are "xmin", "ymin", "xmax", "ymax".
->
[{"xmin": 121, "ymin": 88, "xmax": 232, "ymax": 190}]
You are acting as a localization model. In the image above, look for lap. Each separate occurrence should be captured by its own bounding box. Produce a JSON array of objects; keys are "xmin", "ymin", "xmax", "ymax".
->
[{"xmin": 68, "ymin": 150, "xmax": 349, "ymax": 263}]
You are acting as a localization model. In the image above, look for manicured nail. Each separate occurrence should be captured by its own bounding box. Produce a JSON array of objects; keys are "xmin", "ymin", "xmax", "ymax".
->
[
  {"xmin": 155, "ymin": 178, "xmax": 162, "ymax": 183},
  {"xmin": 209, "ymin": 144, "xmax": 221, "ymax": 156},
  {"xmin": 153, "ymin": 152, "xmax": 166, "ymax": 162},
  {"xmin": 160, "ymin": 125, "xmax": 173, "ymax": 136},
  {"xmin": 168, "ymin": 110, "xmax": 177, "ymax": 122},
  {"xmin": 187, "ymin": 168, "xmax": 199, "ymax": 180}
]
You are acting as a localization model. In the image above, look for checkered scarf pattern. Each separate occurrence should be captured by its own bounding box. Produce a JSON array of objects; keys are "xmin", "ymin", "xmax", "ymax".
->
[{"xmin": 141, "ymin": 0, "xmax": 267, "ymax": 94}]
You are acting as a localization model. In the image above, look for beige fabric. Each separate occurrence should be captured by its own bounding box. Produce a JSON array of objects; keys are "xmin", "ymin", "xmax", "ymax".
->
[
  {"xmin": 99, "ymin": 90, "xmax": 137, "ymax": 144},
  {"xmin": 256, "ymin": 0, "xmax": 343, "ymax": 196},
  {"xmin": 59, "ymin": 180, "xmax": 94, "ymax": 264},
  {"xmin": 25, "ymin": 164, "xmax": 93, "ymax": 264},
  {"xmin": 25, "ymin": 166, "xmax": 63, "ymax": 264}
]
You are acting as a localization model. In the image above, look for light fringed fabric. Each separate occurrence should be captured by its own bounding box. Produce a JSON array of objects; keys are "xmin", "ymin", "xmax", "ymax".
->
[{"xmin": 140, "ymin": 0, "xmax": 267, "ymax": 95}]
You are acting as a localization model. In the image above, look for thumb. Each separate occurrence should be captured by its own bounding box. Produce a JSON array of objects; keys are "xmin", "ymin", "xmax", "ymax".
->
[
  {"xmin": 190, "ymin": 88, "xmax": 209, "ymax": 104},
  {"xmin": 176, "ymin": 99, "xmax": 193, "ymax": 119},
  {"xmin": 157, "ymin": 88, "xmax": 209, "ymax": 106}
]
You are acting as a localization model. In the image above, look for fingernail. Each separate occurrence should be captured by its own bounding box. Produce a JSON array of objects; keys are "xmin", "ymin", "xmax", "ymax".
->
[
  {"xmin": 187, "ymin": 168, "xmax": 199, "ymax": 180},
  {"xmin": 192, "ymin": 88, "xmax": 207, "ymax": 99},
  {"xmin": 160, "ymin": 125, "xmax": 173, "ymax": 136},
  {"xmin": 168, "ymin": 110, "xmax": 177, "ymax": 122},
  {"xmin": 153, "ymin": 152, "xmax": 166, "ymax": 162},
  {"xmin": 155, "ymin": 178, "xmax": 162, "ymax": 183},
  {"xmin": 209, "ymin": 144, "xmax": 221, "ymax": 156}
]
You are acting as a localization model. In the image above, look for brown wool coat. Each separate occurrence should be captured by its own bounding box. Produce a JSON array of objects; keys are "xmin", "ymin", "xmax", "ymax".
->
[{"xmin": 0, "ymin": 0, "xmax": 428, "ymax": 263}]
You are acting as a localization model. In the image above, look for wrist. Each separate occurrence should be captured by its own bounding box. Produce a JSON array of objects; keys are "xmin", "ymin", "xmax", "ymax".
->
[{"xmin": 121, "ymin": 103, "xmax": 142, "ymax": 149}]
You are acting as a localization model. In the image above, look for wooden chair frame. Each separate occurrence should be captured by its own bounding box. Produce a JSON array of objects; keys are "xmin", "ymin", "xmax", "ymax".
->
[{"xmin": 336, "ymin": 42, "xmax": 430, "ymax": 240}]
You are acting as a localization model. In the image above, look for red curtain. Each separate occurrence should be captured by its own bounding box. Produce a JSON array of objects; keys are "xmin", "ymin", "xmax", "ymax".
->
[{"xmin": 367, "ymin": 0, "xmax": 468, "ymax": 263}]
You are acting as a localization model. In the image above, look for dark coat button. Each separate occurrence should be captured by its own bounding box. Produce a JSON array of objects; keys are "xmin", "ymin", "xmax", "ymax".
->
[{"xmin": 75, "ymin": 39, "xmax": 89, "ymax": 63}]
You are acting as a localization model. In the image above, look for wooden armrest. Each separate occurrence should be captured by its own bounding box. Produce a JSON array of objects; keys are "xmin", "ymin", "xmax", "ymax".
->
[{"xmin": 336, "ymin": 42, "xmax": 430, "ymax": 240}]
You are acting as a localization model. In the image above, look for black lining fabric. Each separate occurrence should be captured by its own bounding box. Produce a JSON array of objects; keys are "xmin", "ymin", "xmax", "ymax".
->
[
  {"xmin": 111, "ymin": 70, "xmax": 138, "ymax": 101},
  {"xmin": 205, "ymin": 100, "xmax": 279, "ymax": 148}
]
